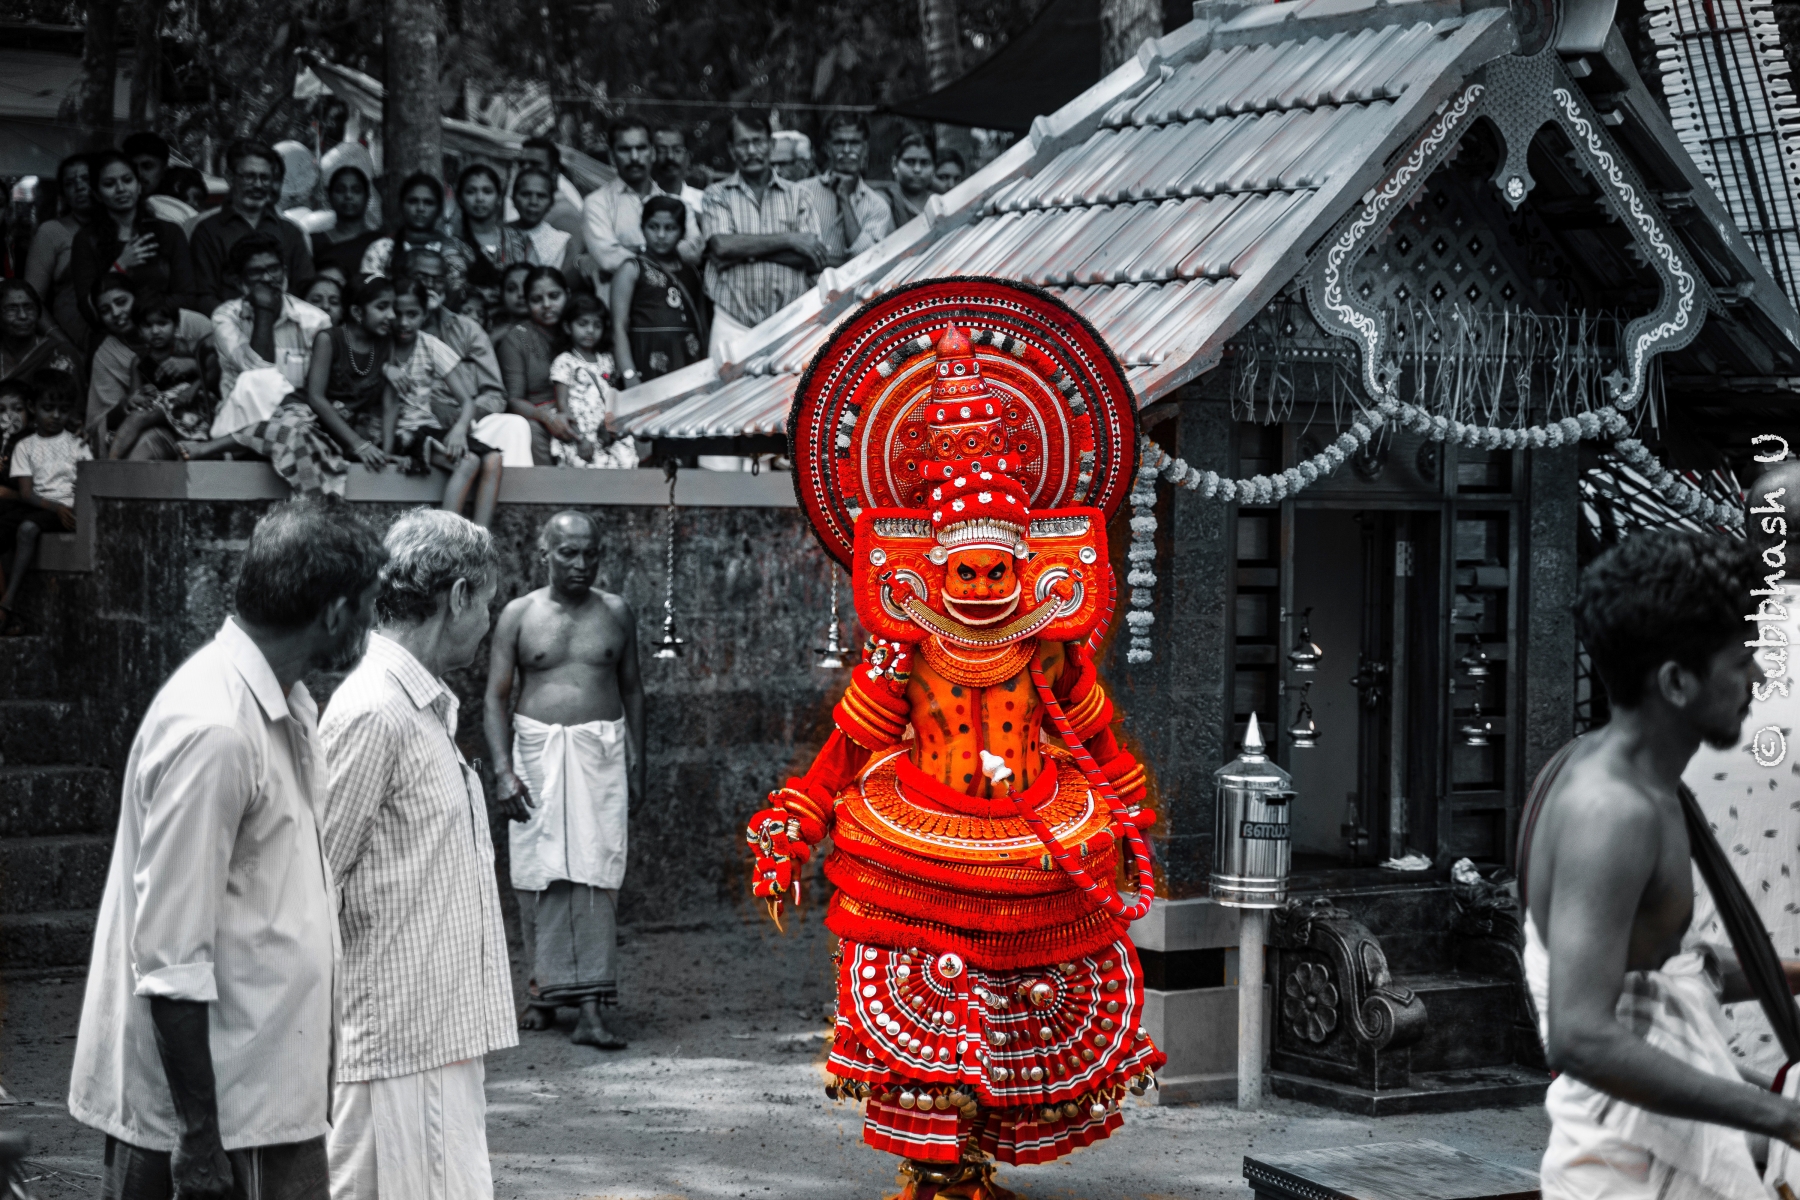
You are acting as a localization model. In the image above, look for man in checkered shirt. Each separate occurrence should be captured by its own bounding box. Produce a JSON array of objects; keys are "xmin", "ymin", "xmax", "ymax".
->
[{"xmin": 320, "ymin": 510, "xmax": 516, "ymax": 1200}]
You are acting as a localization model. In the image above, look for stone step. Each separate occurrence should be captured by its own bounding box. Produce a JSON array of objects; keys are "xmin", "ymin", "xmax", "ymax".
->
[
  {"xmin": 0, "ymin": 701, "xmax": 75, "ymax": 766},
  {"xmin": 0, "ymin": 908, "xmax": 96, "ymax": 971},
  {"xmin": 0, "ymin": 637, "xmax": 57, "ymax": 698},
  {"xmin": 1269, "ymin": 1063, "xmax": 1548, "ymax": 1116},
  {"xmin": 0, "ymin": 767, "xmax": 118, "ymax": 837},
  {"xmin": 1397, "ymin": 971, "xmax": 1523, "ymax": 1073},
  {"xmin": 0, "ymin": 834, "xmax": 112, "ymax": 914}
]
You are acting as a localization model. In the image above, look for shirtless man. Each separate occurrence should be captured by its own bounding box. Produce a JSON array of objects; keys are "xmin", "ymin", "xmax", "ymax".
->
[
  {"xmin": 484, "ymin": 510, "xmax": 645, "ymax": 1049},
  {"xmin": 1529, "ymin": 529, "xmax": 1800, "ymax": 1200}
]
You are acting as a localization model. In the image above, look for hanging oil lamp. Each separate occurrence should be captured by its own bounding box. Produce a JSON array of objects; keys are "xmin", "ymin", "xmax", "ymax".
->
[
  {"xmin": 1287, "ymin": 680, "xmax": 1318, "ymax": 748},
  {"xmin": 1459, "ymin": 701, "xmax": 1493, "ymax": 747},
  {"xmin": 818, "ymin": 563, "xmax": 847, "ymax": 669},
  {"xmin": 653, "ymin": 466, "xmax": 685, "ymax": 660},
  {"xmin": 1457, "ymin": 634, "xmax": 1491, "ymax": 678},
  {"xmin": 1287, "ymin": 607, "xmax": 1323, "ymax": 672}
]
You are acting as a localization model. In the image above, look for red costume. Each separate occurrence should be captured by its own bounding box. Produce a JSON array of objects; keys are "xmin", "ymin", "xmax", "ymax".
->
[{"xmin": 747, "ymin": 280, "xmax": 1163, "ymax": 1199}]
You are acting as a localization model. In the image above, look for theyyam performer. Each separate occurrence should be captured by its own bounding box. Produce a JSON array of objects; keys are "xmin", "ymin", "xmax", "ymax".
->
[{"xmin": 746, "ymin": 279, "xmax": 1164, "ymax": 1200}]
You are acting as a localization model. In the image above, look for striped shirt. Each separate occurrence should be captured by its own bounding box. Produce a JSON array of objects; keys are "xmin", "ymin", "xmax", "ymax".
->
[
  {"xmin": 699, "ymin": 172, "xmax": 821, "ymax": 327},
  {"xmin": 320, "ymin": 633, "xmax": 517, "ymax": 1082}
]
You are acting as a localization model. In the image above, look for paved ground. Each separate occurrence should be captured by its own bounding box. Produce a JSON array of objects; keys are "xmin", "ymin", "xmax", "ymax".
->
[{"xmin": 1, "ymin": 908, "xmax": 1549, "ymax": 1200}]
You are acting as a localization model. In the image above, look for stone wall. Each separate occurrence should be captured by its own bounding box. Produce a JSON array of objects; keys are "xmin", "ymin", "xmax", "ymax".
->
[{"xmin": 30, "ymin": 488, "xmax": 860, "ymax": 926}]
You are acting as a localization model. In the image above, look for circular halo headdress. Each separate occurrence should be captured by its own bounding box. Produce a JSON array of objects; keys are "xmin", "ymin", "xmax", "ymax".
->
[{"xmin": 790, "ymin": 278, "xmax": 1139, "ymax": 571}]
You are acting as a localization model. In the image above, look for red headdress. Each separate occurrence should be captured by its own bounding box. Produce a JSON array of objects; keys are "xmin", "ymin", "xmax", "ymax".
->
[{"xmin": 789, "ymin": 279, "xmax": 1137, "ymax": 647}]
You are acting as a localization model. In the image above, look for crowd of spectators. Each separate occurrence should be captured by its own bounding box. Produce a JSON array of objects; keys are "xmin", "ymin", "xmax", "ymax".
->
[{"xmin": 0, "ymin": 112, "xmax": 971, "ymax": 632}]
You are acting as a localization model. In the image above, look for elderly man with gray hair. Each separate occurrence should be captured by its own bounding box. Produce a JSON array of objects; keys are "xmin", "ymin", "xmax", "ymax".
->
[{"xmin": 319, "ymin": 509, "xmax": 516, "ymax": 1200}]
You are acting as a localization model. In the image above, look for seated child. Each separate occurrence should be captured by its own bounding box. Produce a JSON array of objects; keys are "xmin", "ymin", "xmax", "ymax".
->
[
  {"xmin": 549, "ymin": 291, "xmax": 637, "ymax": 470},
  {"xmin": 109, "ymin": 292, "xmax": 218, "ymax": 461},
  {"xmin": 2, "ymin": 373, "xmax": 90, "ymax": 634},
  {"xmin": 382, "ymin": 274, "xmax": 507, "ymax": 528}
]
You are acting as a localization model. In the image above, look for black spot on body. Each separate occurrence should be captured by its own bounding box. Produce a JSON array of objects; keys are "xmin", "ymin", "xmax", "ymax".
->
[
  {"xmin": 1003, "ymin": 721, "xmax": 1013, "ymax": 732},
  {"xmin": 959, "ymin": 723, "xmax": 969, "ymax": 733},
  {"xmin": 951, "ymin": 685, "xmax": 963, "ymax": 697},
  {"xmin": 964, "ymin": 773, "xmax": 973, "ymax": 783}
]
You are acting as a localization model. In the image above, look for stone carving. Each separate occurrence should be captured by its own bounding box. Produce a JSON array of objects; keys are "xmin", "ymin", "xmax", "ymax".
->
[
  {"xmin": 1273, "ymin": 898, "xmax": 1429, "ymax": 1051},
  {"xmin": 1283, "ymin": 961, "xmax": 1340, "ymax": 1043}
]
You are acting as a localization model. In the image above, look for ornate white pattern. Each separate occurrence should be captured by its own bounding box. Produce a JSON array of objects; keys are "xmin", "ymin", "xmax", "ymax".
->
[
  {"xmin": 1551, "ymin": 87, "xmax": 1699, "ymax": 409},
  {"xmin": 1317, "ymin": 84, "xmax": 1485, "ymax": 400}
]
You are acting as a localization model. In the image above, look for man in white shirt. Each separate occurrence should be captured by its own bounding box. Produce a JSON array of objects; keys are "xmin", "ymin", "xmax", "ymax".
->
[
  {"xmin": 581, "ymin": 119, "xmax": 705, "ymax": 284},
  {"xmin": 211, "ymin": 234, "xmax": 331, "ymax": 433},
  {"xmin": 1687, "ymin": 455, "xmax": 1800, "ymax": 1076},
  {"xmin": 70, "ymin": 497, "xmax": 388, "ymax": 1200},
  {"xmin": 321, "ymin": 511, "xmax": 517, "ymax": 1200}
]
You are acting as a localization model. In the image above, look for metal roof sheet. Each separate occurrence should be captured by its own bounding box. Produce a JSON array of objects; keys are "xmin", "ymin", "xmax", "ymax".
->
[{"xmin": 634, "ymin": 0, "xmax": 1518, "ymax": 439}]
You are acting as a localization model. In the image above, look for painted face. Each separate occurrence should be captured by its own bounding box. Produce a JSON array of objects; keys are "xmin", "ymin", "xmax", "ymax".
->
[
  {"xmin": 303, "ymin": 279, "xmax": 344, "ymax": 325},
  {"xmin": 527, "ymin": 276, "xmax": 566, "ymax": 328},
  {"xmin": 942, "ymin": 546, "xmax": 1020, "ymax": 626}
]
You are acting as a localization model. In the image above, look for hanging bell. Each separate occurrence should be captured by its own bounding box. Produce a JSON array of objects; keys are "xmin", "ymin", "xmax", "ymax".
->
[
  {"xmin": 1288, "ymin": 681, "xmax": 1318, "ymax": 749},
  {"xmin": 1457, "ymin": 635, "xmax": 1490, "ymax": 678},
  {"xmin": 1287, "ymin": 607, "xmax": 1323, "ymax": 672},
  {"xmin": 653, "ymin": 466, "xmax": 685, "ymax": 660},
  {"xmin": 1459, "ymin": 701, "xmax": 1493, "ymax": 747},
  {"xmin": 818, "ymin": 565, "xmax": 846, "ymax": 670}
]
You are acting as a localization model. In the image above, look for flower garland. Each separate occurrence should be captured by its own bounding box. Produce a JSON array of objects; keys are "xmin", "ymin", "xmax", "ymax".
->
[{"xmin": 1121, "ymin": 401, "xmax": 1742, "ymax": 663}]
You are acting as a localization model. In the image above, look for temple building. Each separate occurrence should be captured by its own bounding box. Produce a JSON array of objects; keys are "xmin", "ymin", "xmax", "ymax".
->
[{"xmin": 620, "ymin": 0, "xmax": 1800, "ymax": 1111}]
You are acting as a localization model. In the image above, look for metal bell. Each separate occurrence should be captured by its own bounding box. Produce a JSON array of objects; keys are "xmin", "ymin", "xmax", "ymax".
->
[
  {"xmin": 1287, "ymin": 681, "xmax": 1318, "ymax": 749},
  {"xmin": 1287, "ymin": 607, "xmax": 1323, "ymax": 672}
]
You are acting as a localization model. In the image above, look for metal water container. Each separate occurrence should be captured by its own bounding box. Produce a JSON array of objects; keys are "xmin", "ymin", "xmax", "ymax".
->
[{"xmin": 1212, "ymin": 713, "xmax": 1294, "ymax": 908}]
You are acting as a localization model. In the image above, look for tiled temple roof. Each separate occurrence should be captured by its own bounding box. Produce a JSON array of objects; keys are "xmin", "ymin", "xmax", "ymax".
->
[{"xmin": 621, "ymin": 0, "xmax": 1795, "ymax": 438}]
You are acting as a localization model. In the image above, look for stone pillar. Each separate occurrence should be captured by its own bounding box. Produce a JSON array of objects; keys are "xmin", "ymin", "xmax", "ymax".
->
[
  {"xmin": 1110, "ymin": 389, "xmax": 1234, "ymax": 897},
  {"xmin": 1519, "ymin": 444, "xmax": 1578, "ymax": 858}
]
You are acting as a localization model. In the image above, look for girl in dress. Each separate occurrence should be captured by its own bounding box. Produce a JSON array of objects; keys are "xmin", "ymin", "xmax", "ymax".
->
[
  {"xmin": 382, "ymin": 275, "xmax": 506, "ymax": 526},
  {"xmin": 608, "ymin": 195, "xmax": 708, "ymax": 387},
  {"xmin": 549, "ymin": 290, "xmax": 636, "ymax": 469}
]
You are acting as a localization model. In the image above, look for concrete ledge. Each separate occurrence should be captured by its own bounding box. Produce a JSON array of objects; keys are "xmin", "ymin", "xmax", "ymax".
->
[
  {"xmin": 1130, "ymin": 895, "xmax": 1241, "ymax": 953},
  {"xmin": 38, "ymin": 462, "xmax": 802, "ymax": 574},
  {"xmin": 1140, "ymin": 983, "xmax": 1269, "ymax": 1105}
]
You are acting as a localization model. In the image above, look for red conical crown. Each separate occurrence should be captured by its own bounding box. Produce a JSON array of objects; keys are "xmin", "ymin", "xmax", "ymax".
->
[{"xmin": 924, "ymin": 326, "xmax": 1008, "ymax": 465}]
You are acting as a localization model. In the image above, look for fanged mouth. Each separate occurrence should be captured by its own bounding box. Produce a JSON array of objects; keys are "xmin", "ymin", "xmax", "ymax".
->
[{"xmin": 943, "ymin": 585, "xmax": 1022, "ymax": 627}]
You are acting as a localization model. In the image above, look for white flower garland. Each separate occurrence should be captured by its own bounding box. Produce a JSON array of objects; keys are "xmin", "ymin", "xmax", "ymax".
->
[{"xmin": 1122, "ymin": 403, "xmax": 1742, "ymax": 663}]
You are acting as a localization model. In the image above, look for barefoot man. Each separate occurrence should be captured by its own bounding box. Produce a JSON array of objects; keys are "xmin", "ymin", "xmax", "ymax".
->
[
  {"xmin": 484, "ymin": 509, "xmax": 644, "ymax": 1049},
  {"xmin": 1527, "ymin": 529, "xmax": 1800, "ymax": 1200}
]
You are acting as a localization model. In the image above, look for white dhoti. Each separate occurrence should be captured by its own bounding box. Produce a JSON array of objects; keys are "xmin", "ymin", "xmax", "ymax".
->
[
  {"xmin": 211, "ymin": 366, "xmax": 294, "ymax": 438},
  {"xmin": 327, "ymin": 1059, "xmax": 491, "ymax": 1200},
  {"xmin": 509, "ymin": 715, "xmax": 629, "ymax": 1007},
  {"xmin": 1525, "ymin": 915, "xmax": 1768, "ymax": 1200},
  {"xmin": 470, "ymin": 414, "xmax": 533, "ymax": 468}
]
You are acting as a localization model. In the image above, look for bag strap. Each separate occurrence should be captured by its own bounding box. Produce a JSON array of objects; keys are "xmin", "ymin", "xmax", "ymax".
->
[{"xmin": 1678, "ymin": 781, "xmax": 1800, "ymax": 1064}]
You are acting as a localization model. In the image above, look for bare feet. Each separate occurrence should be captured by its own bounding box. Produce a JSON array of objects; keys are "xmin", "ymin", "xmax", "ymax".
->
[
  {"xmin": 518, "ymin": 1005, "xmax": 554, "ymax": 1031},
  {"xmin": 570, "ymin": 1003, "xmax": 627, "ymax": 1050}
]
